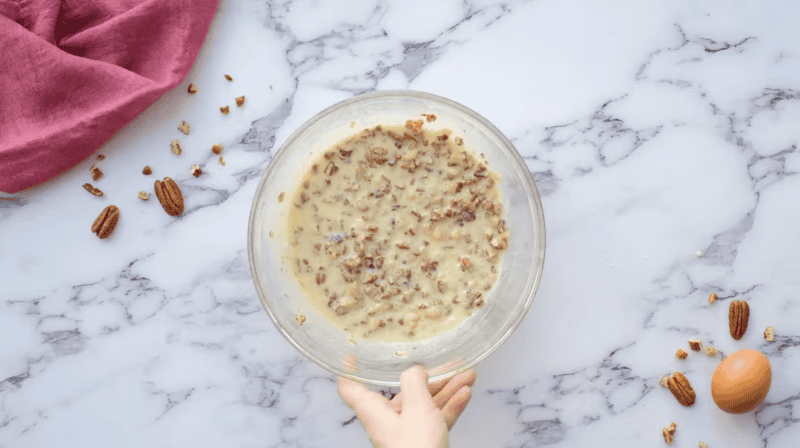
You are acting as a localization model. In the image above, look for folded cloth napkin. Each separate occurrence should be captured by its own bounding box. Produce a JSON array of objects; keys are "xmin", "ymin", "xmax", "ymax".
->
[{"xmin": 0, "ymin": 0, "xmax": 218, "ymax": 193}]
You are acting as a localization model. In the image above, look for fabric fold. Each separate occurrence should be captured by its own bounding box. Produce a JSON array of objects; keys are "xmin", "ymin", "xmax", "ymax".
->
[{"xmin": 0, "ymin": 0, "xmax": 219, "ymax": 193}]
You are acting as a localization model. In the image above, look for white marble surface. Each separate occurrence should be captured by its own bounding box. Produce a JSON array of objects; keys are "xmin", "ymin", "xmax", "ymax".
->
[{"xmin": 2, "ymin": 0, "xmax": 800, "ymax": 446}]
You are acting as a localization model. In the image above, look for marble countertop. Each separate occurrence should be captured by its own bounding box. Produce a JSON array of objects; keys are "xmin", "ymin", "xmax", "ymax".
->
[{"xmin": 2, "ymin": 0, "xmax": 799, "ymax": 446}]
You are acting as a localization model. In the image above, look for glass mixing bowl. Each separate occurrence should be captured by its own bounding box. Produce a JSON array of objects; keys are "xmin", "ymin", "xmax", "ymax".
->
[{"xmin": 248, "ymin": 91, "xmax": 545, "ymax": 386}]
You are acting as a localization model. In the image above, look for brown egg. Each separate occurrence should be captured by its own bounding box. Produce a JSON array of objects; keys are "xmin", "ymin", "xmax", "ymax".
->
[{"xmin": 711, "ymin": 349, "xmax": 772, "ymax": 413}]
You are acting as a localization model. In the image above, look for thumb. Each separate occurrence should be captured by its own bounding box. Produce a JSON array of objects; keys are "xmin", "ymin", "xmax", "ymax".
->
[{"xmin": 400, "ymin": 365, "xmax": 436, "ymax": 411}]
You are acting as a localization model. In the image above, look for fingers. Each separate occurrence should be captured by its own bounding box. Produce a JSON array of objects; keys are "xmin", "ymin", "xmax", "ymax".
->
[
  {"xmin": 389, "ymin": 375, "xmax": 445, "ymax": 410},
  {"xmin": 442, "ymin": 385, "xmax": 472, "ymax": 430},
  {"xmin": 399, "ymin": 365, "xmax": 435, "ymax": 411},
  {"xmin": 432, "ymin": 369, "xmax": 477, "ymax": 408},
  {"xmin": 391, "ymin": 368, "xmax": 477, "ymax": 411},
  {"xmin": 338, "ymin": 377, "xmax": 397, "ymax": 429}
]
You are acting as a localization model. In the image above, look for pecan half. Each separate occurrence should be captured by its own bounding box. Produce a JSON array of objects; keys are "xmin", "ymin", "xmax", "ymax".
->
[
  {"xmin": 729, "ymin": 300, "xmax": 749, "ymax": 340},
  {"xmin": 667, "ymin": 371, "xmax": 696, "ymax": 406},
  {"xmin": 91, "ymin": 205, "xmax": 120, "ymax": 239},
  {"xmin": 154, "ymin": 177, "xmax": 184, "ymax": 216}
]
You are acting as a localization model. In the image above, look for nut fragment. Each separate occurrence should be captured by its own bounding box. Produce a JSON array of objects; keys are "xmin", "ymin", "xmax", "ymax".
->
[
  {"xmin": 278, "ymin": 192, "xmax": 285, "ymax": 202},
  {"xmin": 218, "ymin": 156, "xmax": 226, "ymax": 166},
  {"xmin": 662, "ymin": 422, "xmax": 677, "ymax": 444},
  {"xmin": 142, "ymin": 166, "xmax": 152, "ymax": 175},
  {"xmin": 97, "ymin": 154, "xmax": 105, "ymax": 160},
  {"xmin": 220, "ymin": 105, "xmax": 230, "ymax": 114},
  {"xmin": 729, "ymin": 300, "xmax": 750, "ymax": 340},
  {"xmin": 178, "ymin": 121, "xmax": 190, "ymax": 135},
  {"xmin": 668, "ymin": 371, "xmax": 696, "ymax": 406},
  {"xmin": 662, "ymin": 428, "xmax": 673, "ymax": 444},
  {"xmin": 324, "ymin": 161, "xmax": 338, "ymax": 176},
  {"xmin": 705, "ymin": 346, "xmax": 718, "ymax": 356},
  {"xmin": 154, "ymin": 177, "xmax": 184, "ymax": 216},
  {"xmin": 137, "ymin": 191, "xmax": 150, "ymax": 201},
  {"xmin": 211, "ymin": 144, "xmax": 223, "ymax": 155},
  {"xmin": 688, "ymin": 339, "xmax": 702, "ymax": 351},
  {"xmin": 235, "ymin": 96, "xmax": 245, "ymax": 107},
  {"xmin": 295, "ymin": 314, "xmax": 306, "ymax": 325},
  {"xmin": 91, "ymin": 205, "xmax": 120, "ymax": 239},
  {"xmin": 187, "ymin": 83, "xmax": 198, "ymax": 94},
  {"xmin": 224, "ymin": 74, "xmax": 233, "ymax": 81},
  {"xmin": 171, "ymin": 139, "xmax": 182, "ymax": 155},
  {"xmin": 676, "ymin": 349, "xmax": 688, "ymax": 359},
  {"xmin": 764, "ymin": 326, "xmax": 774, "ymax": 342},
  {"xmin": 190, "ymin": 164, "xmax": 202, "ymax": 177},
  {"xmin": 660, "ymin": 375, "xmax": 670, "ymax": 388},
  {"xmin": 709, "ymin": 292, "xmax": 717, "ymax": 304},
  {"xmin": 699, "ymin": 443, "xmax": 708, "ymax": 448},
  {"xmin": 82, "ymin": 183, "xmax": 103, "ymax": 197},
  {"xmin": 90, "ymin": 165, "xmax": 103, "ymax": 181}
]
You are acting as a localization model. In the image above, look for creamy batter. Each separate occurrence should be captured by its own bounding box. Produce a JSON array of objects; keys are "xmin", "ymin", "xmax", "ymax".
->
[{"xmin": 284, "ymin": 119, "xmax": 509, "ymax": 342}]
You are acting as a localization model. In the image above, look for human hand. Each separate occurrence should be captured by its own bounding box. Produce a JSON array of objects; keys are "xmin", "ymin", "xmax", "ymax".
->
[{"xmin": 338, "ymin": 366, "xmax": 476, "ymax": 448}]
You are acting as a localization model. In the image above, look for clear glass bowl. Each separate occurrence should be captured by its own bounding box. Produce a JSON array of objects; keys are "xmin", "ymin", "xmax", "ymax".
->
[{"xmin": 248, "ymin": 91, "xmax": 545, "ymax": 386}]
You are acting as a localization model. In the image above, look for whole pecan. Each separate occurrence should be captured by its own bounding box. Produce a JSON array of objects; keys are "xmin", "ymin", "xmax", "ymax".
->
[
  {"xmin": 91, "ymin": 205, "xmax": 120, "ymax": 239},
  {"xmin": 729, "ymin": 300, "xmax": 749, "ymax": 340},
  {"xmin": 154, "ymin": 177, "xmax": 184, "ymax": 216},
  {"xmin": 667, "ymin": 371, "xmax": 696, "ymax": 406}
]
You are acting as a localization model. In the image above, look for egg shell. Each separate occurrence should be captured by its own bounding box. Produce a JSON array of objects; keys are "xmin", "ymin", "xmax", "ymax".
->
[{"xmin": 711, "ymin": 349, "xmax": 772, "ymax": 414}]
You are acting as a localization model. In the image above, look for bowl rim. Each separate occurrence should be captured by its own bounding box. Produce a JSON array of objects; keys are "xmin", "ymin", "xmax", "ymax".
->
[{"xmin": 247, "ymin": 90, "xmax": 546, "ymax": 386}]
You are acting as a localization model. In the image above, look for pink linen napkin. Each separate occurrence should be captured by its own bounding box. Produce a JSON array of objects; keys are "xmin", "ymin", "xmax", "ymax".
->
[{"xmin": 0, "ymin": 0, "xmax": 219, "ymax": 193}]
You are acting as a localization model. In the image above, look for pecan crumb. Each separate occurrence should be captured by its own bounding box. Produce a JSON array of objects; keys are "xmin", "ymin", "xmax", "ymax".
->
[
  {"xmin": 699, "ymin": 442, "xmax": 708, "ymax": 448},
  {"xmin": 171, "ymin": 139, "xmax": 182, "ymax": 155},
  {"xmin": 220, "ymin": 105, "xmax": 230, "ymax": 114},
  {"xmin": 97, "ymin": 154, "xmax": 105, "ymax": 160},
  {"xmin": 709, "ymin": 292, "xmax": 717, "ymax": 304},
  {"xmin": 178, "ymin": 121, "xmax": 190, "ymax": 135},
  {"xmin": 190, "ymin": 164, "xmax": 202, "ymax": 177},
  {"xmin": 188, "ymin": 83, "xmax": 198, "ymax": 94},
  {"xmin": 705, "ymin": 346, "xmax": 718, "ymax": 356},
  {"xmin": 764, "ymin": 326, "xmax": 774, "ymax": 342},
  {"xmin": 278, "ymin": 192, "xmax": 285, "ymax": 202},
  {"xmin": 660, "ymin": 375, "xmax": 670, "ymax": 388},
  {"xmin": 90, "ymin": 165, "xmax": 103, "ymax": 181},
  {"xmin": 224, "ymin": 74, "xmax": 233, "ymax": 81},
  {"xmin": 676, "ymin": 349, "xmax": 688, "ymax": 359},
  {"xmin": 662, "ymin": 422, "xmax": 677, "ymax": 444},
  {"xmin": 219, "ymin": 156, "xmax": 227, "ymax": 166},
  {"xmin": 82, "ymin": 183, "xmax": 103, "ymax": 197},
  {"xmin": 688, "ymin": 339, "xmax": 702, "ymax": 351},
  {"xmin": 295, "ymin": 313, "xmax": 306, "ymax": 325},
  {"xmin": 142, "ymin": 166, "xmax": 152, "ymax": 175},
  {"xmin": 137, "ymin": 191, "xmax": 150, "ymax": 201},
  {"xmin": 211, "ymin": 144, "xmax": 223, "ymax": 155},
  {"xmin": 235, "ymin": 96, "xmax": 245, "ymax": 107}
]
